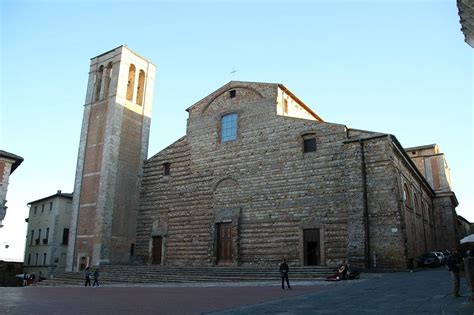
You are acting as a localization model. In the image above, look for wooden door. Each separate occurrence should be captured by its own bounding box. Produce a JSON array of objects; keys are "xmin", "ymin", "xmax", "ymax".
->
[
  {"xmin": 217, "ymin": 223, "xmax": 232, "ymax": 264},
  {"xmin": 152, "ymin": 236, "xmax": 162, "ymax": 265},
  {"xmin": 304, "ymin": 229, "xmax": 320, "ymax": 265}
]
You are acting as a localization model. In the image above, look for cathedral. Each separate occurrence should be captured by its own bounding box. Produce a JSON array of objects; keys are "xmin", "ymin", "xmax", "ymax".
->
[{"xmin": 66, "ymin": 46, "xmax": 458, "ymax": 271}]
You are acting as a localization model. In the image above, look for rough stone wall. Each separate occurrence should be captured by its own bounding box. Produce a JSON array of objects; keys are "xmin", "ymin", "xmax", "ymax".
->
[
  {"xmin": 341, "ymin": 134, "xmax": 413, "ymax": 270},
  {"xmin": 137, "ymin": 82, "xmax": 437, "ymax": 269},
  {"xmin": 433, "ymin": 194, "xmax": 458, "ymax": 250},
  {"xmin": 390, "ymin": 143, "xmax": 436, "ymax": 267}
]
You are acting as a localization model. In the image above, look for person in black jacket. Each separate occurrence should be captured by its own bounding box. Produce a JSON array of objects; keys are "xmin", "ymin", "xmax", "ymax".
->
[
  {"xmin": 84, "ymin": 267, "xmax": 91, "ymax": 287},
  {"xmin": 279, "ymin": 258, "xmax": 291, "ymax": 289},
  {"xmin": 447, "ymin": 249, "xmax": 462, "ymax": 297},
  {"xmin": 93, "ymin": 268, "xmax": 100, "ymax": 287}
]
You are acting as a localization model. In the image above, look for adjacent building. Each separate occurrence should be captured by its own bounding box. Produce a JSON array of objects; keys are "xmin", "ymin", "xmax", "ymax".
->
[
  {"xmin": 0, "ymin": 150, "xmax": 23, "ymax": 228},
  {"xmin": 23, "ymin": 191, "xmax": 72, "ymax": 278},
  {"xmin": 135, "ymin": 81, "xmax": 458, "ymax": 270}
]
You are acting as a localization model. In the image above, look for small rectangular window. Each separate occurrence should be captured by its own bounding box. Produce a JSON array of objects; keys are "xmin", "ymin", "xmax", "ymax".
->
[
  {"xmin": 303, "ymin": 138, "xmax": 317, "ymax": 152},
  {"xmin": 43, "ymin": 253, "xmax": 47, "ymax": 265},
  {"xmin": 34, "ymin": 206, "xmax": 37, "ymax": 215},
  {"xmin": 27, "ymin": 254, "xmax": 31, "ymax": 265},
  {"xmin": 283, "ymin": 99, "xmax": 288, "ymax": 114},
  {"xmin": 41, "ymin": 204, "xmax": 45, "ymax": 213},
  {"xmin": 30, "ymin": 230, "xmax": 34, "ymax": 246},
  {"xmin": 49, "ymin": 202, "xmax": 53, "ymax": 211},
  {"xmin": 130, "ymin": 243, "xmax": 135, "ymax": 256},
  {"xmin": 163, "ymin": 163, "xmax": 171, "ymax": 176},
  {"xmin": 229, "ymin": 90, "xmax": 236, "ymax": 98},
  {"xmin": 35, "ymin": 253, "xmax": 39, "ymax": 265}
]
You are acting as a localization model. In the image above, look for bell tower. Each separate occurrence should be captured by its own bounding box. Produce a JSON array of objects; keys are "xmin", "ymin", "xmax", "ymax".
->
[{"xmin": 66, "ymin": 46, "xmax": 156, "ymax": 271}]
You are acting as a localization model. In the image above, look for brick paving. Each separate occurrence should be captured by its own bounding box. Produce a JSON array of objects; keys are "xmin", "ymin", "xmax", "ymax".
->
[{"xmin": 1, "ymin": 267, "xmax": 473, "ymax": 314}]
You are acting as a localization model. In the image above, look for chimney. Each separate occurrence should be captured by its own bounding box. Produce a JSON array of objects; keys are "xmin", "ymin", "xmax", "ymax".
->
[{"xmin": 57, "ymin": 190, "xmax": 61, "ymax": 194}]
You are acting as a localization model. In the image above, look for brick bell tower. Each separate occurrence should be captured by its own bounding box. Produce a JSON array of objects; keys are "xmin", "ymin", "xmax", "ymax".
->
[{"xmin": 66, "ymin": 46, "xmax": 156, "ymax": 271}]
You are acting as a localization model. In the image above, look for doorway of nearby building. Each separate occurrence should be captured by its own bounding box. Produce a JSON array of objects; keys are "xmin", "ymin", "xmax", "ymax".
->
[
  {"xmin": 217, "ymin": 223, "xmax": 232, "ymax": 265},
  {"xmin": 152, "ymin": 236, "xmax": 162, "ymax": 264},
  {"xmin": 304, "ymin": 228, "xmax": 320, "ymax": 265}
]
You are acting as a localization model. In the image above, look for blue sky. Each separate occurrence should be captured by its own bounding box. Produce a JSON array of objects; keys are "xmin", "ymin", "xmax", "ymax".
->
[{"xmin": 0, "ymin": 0, "xmax": 472, "ymax": 261}]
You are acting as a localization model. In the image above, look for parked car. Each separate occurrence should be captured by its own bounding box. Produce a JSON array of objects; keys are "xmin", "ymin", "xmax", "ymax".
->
[{"xmin": 418, "ymin": 252, "xmax": 441, "ymax": 267}]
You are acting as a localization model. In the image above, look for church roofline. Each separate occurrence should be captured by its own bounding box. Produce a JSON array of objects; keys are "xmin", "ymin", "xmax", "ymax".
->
[
  {"xmin": 458, "ymin": 214, "xmax": 471, "ymax": 225},
  {"xmin": 185, "ymin": 81, "xmax": 323, "ymax": 121},
  {"xmin": 390, "ymin": 135, "xmax": 437, "ymax": 196},
  {"xmin": 404, "ymin": 144, "xmax": 438, "ymax": 152},
  {"xmin": 146, "ymin": 135, "xmax": 187, "ymax": 162},
  {"xmin": 345, "ymin": 134, "xmax": 436, "ymax": 197}
]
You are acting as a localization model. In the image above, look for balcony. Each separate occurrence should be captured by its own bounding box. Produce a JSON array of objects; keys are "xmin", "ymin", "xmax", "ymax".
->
[{"xmin": 35, "ymin": 238, "xmax": 40, "ymax": 245}]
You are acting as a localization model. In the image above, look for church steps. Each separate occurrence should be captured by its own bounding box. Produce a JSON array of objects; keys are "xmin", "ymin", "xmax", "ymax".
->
[{"xmin": 37, "ymin": 265, "xmax": 338, "ymax": 286}]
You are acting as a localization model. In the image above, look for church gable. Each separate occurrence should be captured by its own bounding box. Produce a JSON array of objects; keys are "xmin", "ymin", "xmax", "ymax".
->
[{"xmin": 186, "ymin": 81, "xmax": 278, "ymax": 117}]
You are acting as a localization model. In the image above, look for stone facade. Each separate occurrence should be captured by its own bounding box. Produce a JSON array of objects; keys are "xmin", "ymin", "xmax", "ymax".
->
[
  {"xmin": 405, "ymin": 145, "xmax": 459, "ymax": 251},
  {"xmin": 0, "ymin": 150, "xmax": 23, "ymax": 228},
  {"xmin": 457, "ymin": 0, "xmax": 474, "ymax": 48},
  {"xmin": 24, "ymin": 191, "xmax": 72, "ymax": 278},
  {"xmin": 66, "ymin": 46, "xmax": 156, "ymax": 271},
  {"xmin": 135, "ymin": 81, "xmax": 451, "ymax": 270}
]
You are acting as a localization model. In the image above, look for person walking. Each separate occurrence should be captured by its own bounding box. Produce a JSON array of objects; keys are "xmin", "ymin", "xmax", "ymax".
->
[
  {"xmin": 279, "ymin": 258, "xmax": 291, "ymax": 290},
  {"xmin": 93, "ymin": 268, "xmax": 100, "ymax": 287},
  {"xmin": 84, "ymin": 267, "xmax": 91, "ymax": 287},
  {"xmin": 464, "ymin": 250, "xmax": 474, "ymax": 302},
  {"xmin": 447, "ymin": 249, "xmax": 462, "ymax": 297},
  {"xmin": 23, "ymin": 273, "xmax": 29, "ymax": 287}
]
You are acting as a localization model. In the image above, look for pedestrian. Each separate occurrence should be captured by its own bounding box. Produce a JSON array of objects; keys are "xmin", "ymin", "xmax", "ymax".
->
[
  {"xmin": 23, "ymin": 273, "xmax": 29, "ymax": 286},
  {"xmin": 337, "ymin": 260, "xmax": 349, "ymax": 280},
  {"xmin": 84, "ymin": 267, "xmax": 91, "ymax": 287},
  {"xmin": 446, "ymin": 249, "xmax": 462, "ymax": 297},
  {"xmin": 464, "ymin": 250, "xmax": 474, "ymax": 302},
  {"xmin": 93, "ymin": 268, "xmax": 100, "ymax": 287},
  {"xmin": 30, "ymin": 272, "xmax": 36, "ymax": 284},
  {"xmin": 279, "ymin": 258, "xmax": 291, "ymax": 290}
]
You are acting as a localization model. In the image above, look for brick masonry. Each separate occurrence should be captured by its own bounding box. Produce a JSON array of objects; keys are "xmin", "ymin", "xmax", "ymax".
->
[{"xmin": 66, "ymin": 46, "xmax": 156, "ymax": 271}]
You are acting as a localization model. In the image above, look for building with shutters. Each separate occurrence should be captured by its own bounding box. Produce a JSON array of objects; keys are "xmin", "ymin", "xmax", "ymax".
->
[{"xmin": 24, "ymin": 191, "xmax": 72, "ymax": 278}]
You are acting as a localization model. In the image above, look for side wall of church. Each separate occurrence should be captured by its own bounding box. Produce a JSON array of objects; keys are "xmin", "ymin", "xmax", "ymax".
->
[{"xmin": 390, "ymin": 143, "xmax": 436, "ymax": 268}]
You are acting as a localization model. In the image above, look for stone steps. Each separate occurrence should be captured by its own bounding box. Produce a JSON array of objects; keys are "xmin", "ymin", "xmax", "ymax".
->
[{"xmin": 37, "ymin": 265, "xmax": 337, "ymax": 286}]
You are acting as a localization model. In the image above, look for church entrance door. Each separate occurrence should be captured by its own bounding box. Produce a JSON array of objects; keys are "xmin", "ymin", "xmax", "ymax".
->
[
  {"xmin": 304, "ymin": 228, "xmax": 320, "ymax": 265},
  {"xmin": 152, "ymin": 236, "xmax": 162, "ymax": 264},
  {"xmin": 217, "ymin": 223, "xmax": 232, "ymax": 265}
]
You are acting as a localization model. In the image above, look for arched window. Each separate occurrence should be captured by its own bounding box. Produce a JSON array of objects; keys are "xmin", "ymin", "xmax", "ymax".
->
[
  {"xmin": 221, "ymin": 113, "xmax": 238, "ymax": 143},
  {"xmin": 126, "ymin": 64, "xmax": 136, "ymax": 102},
  {"xmin": 103, "ymin": 62, "xmax": 113, "ymax": 99},
  {"xmin": 414, "ymin": 194, "xmax": 420, "ymax": 213},
  {"xmin": 403, "ymin": 184, "xmax": 412, "ymax": 208},
  {"xmin": 95, "ymin": 65, "xmax": 104, "ymax": 101},
  {"xmin": 136, "ymin": 70, "xmax": 145, "ymax": 106}
]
